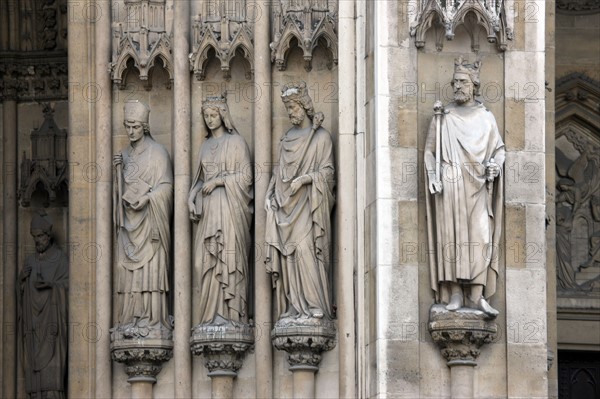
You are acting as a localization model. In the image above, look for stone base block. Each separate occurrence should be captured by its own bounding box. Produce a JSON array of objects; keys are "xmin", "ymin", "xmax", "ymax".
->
[
  {"xmin": 271, "ymin": 317, "xmax": 336, "ymax": 370},
  {"xmin": 190, "ymin": 318, "xmax": 254, "ymax": 376},
  {"xmin": 110, "ymin": 326, "xmax": 174, "ymax": 383},
  {"xmin": 429, "ymin": 304, "xmax": 498, "ymax": 364}
]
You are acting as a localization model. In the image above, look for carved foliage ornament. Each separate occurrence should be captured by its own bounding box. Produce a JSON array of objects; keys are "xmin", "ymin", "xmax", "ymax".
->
[
  {"xmin": 557, "ymin": 0, "xmax": 600, "ymax": 15},
  {"xmin": 270, "ymin": 0, "xmax": 338, "ymax": 71},
  {"xmin": 110, "ymin": 0, "xmax": 173, "ymax": 90},
  {"xmin": 411, "ymin": 0, "xmax": 513, "ymax": 52},
  {"xmin": 0, "ymin": 56, "xmax": 68, "ymax": 102},
  {"xmin": 189, "ymin": 1, "xmax": 254, "ymax": 81}
]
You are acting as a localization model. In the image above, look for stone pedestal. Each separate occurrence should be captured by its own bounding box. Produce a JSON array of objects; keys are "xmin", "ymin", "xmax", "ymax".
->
[
  {"xmin": 111, "ymin": 327, "xmax": 174, "ymax": 399},
  {"xmin": 272, "ymin": 318, "xmax": 336, "ymax": 399},
  {"xmin": 429, "ymin": 305, "xmax": 498, "ymax": 399},
  {"xmin": 190, "ymin": 319, "xmax": 254, "ymax": 399}
]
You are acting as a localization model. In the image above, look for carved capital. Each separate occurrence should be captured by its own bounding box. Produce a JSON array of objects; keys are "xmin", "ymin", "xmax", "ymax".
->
[
  {"xmin": 429, "ymin": 304, "xmax": 497, "ymax": 366},
  {"xmin": 557, "ymin": 0, "xmax": 600, "ymax": 15},
  {"xmin": 111, "ymin": 328, "xmax": 173, "ymax": 383},
  {"xmin": 271, "ymin": 317, "xmax": 336, "ymax": 370},
  {"xmin": 190, "ymin": 321, "xmax": 254, "ymax": 376}
]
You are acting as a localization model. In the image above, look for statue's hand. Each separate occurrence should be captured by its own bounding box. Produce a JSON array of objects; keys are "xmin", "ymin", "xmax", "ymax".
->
[
  {"xmin": 34, "ymin": 281, "xmax": 53, "ymax": 290},
  {"xmin": 21, "ymin": 265, "xmax": 32, "ymax": 281},
  {"xmin": 113, "ymin": 153, "xmax": 123, "ymax": 167},
  {"xmin": 290, "ymin": 175, "xmax": 310, "ymax": 196},
  {"xmin": 202, "ymin": 180, "xmax": 217, "ymax": 195},
  {"xmin": 485, "ymin": 161, "xmax": 500, "ymax": 181},
  {"xmin": 130, "ymin": 194, "xmax": 149, "ymax": 210},
  {"xmin": 429, "ymin": 179, "xmax": 443, "ymax": 195}
]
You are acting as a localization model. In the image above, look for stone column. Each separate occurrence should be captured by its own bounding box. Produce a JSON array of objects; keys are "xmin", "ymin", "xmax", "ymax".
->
[
  {"xmin": 251, "ymin": 0, "xmax": 273, "ymax": 397},
  {"xmin": 272, "ymin": 319, "xmax": 337, "ymax": 399},
  {"xmin": 337, "ymin": 0, "xmax": 357, "ymax": 396},
  {"xmin": 428, "ymin": 305, "xmax": 498, "ymax": 399},
  {"xmin": 190, "ymin": 323, "xmax": 254, "ymax": 399},
  {"xmin": 172, "ymin": 0, "xmax": 192, "ymax": 396},
  {"xmin": 2, "ymin": 94, "xmax": 17, "ymax": 399},
  {"xmin": 94, "ymin": 0, "xmax": 112, "ymax": 396}
]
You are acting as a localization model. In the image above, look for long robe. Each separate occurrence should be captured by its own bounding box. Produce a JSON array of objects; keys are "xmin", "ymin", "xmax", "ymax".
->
[
  {"xmin": 192, "ymin": 132, "xmax": 253, "ymax": 324},
  {"xmin": 114, "ymin": 135, "xmax": 173, "ymax": 329},
  {"xmin": 424, "ymin": 102, "xmax": 505, "ymax": 302},
  {"xmin": 19, "ymin": 244, "xmax": 68, "ymax": 399},
  {"xmin": 265, "ymin": 126, "xmax": 335, "ymax": 319}
]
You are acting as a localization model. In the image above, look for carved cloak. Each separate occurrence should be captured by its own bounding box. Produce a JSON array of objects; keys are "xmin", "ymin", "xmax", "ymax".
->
[
  {"xmin": 424, "ymin": 102, "xmax": 505, "ymax": 302},
  {"xmin": 114, "ymin": 136, "xmax": 173, "ymax": 328},
  {"xmin": 19, "ymin": 244, "xmax": 68, "ymax": 397},
  {"xmin": 265, "ymin": 126, "xmax": 336, "ymax": 319},
  {"xmin": 192, "ymin": 132, "xmax": 253, "ymax": 324}
]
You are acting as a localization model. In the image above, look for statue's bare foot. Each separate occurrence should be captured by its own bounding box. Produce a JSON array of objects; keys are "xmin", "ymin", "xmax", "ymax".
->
[
  {"xmin": 311, "ymin": 309, "xmax": 324, "ymax": 319},
  {"xmin": 446, "ymin": 294, "xmax": 463, "ymax": 311},
  {"xmin": 477, "ymin": 297, "xmax": 499, "ymax": 318}
]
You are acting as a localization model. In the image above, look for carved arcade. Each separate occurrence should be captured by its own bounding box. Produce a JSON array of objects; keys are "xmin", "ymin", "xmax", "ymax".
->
[
  {"xmin": 270, "ymin": 0, "xmax": 338, "ymax": 71},
  {"xmin": 411, "ymin": 0, "xmax": 512, "ymax": 51},
  {"xmin": 189, "ymin": 0, "xmax": 254, "ymax": 81},
  {"xmin": 110, "ymin": 0, "xmax": 173, "ymax": 89}
]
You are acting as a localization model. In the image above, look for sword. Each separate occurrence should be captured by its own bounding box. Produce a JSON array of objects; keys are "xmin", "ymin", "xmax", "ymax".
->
[{"xmin": 433, "ymin": 101, "xmax": 444, "ymax": 192}]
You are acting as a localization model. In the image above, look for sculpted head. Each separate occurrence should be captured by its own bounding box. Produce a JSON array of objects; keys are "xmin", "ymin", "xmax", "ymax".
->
[
  {"xmin": 202, "ymin": 93, "xmax": 236, "ymax": 135},
  {"xmin": 123, "ymin": 100, "xmax": 151, "ymax": 142},
  {"xmin": 30, "ymin": 213, "xmax": 53, "ymax": 254},
  {"xmin": 281, "ymin": 81, "xmax": 315, "ymax": 126},
  {"xmin": 452, "ymin": 56, "xmax": 481, "ymax": 105}
]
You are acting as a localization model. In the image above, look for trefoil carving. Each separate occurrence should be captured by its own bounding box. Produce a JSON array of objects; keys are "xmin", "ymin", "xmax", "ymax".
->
[
  {"xmin": 270, "ymin": 0, "xmax": 338, "ymax": 71},
  {"xmin": 110, "ymin": 0, "xmax": 173, "ymax": 90},
  {"xmin": 189, "ymin": 1, "xmax": 254, "ymax": 81},
  {"xmin": 411, "ymin": 0, "xmax": 512, "ymax": 52}
]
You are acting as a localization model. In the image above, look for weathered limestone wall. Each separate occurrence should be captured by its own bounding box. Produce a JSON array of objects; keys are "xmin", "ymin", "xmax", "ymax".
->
[
  {"xmin": 362, "ymin": 0, "xmax": 550, "ymax": 397},
  {"xmin": 556, "ymin": 11, "xmax": 600, "ymax": 80}
]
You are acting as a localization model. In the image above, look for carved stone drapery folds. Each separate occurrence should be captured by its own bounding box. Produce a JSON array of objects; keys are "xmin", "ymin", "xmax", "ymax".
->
[
  {"xmin": 411, "ymin": 0, "xmax": 513, "ymax": 51},
  {"xmin": 18, "ymin": 104, "xmax": 68, "ymax": 207},
  {"xmin": 110, "ymin": 0, "xmax": 173, "ymax": 89},
  {"xmin": 189, "ymin": 1, "xmax": 254, "ymax": 81},
  {"xmin": 271, "ymin": 0, "xmax": 338, "ymax": 71}
]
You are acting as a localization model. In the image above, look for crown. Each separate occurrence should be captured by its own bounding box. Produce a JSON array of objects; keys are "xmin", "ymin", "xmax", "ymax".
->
[
  {"xmin": 281, "ymin": 81, "xmax": 309, "ymax": 102},
  {"xmin": 202, "ymin": 92, "xmax": 228, "ymax": 109},
  {"xmin": 124, "ymin": 100, "xmax": 150, "ymax": 123},
  {"xmin": 454, "ymin": 56, "xmax": 481, "ymax": 78}
]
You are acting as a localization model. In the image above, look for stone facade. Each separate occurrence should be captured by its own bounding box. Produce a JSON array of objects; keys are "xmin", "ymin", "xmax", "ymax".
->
[{"xmin": 0, "ymin": 0, "xmax": 598, "ymax": 398}]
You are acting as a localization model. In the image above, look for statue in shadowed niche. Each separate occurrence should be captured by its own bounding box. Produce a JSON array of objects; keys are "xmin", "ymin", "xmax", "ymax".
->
[
  {"xmin": 188, "ymin": 93, "xmax": 253, "ymax": 324},
  {"xmin": 424, "ymin": 57, "xmax": 505, "ymax": 318},
  {"xmin": 18, "ymin": 213, "xmax": 68, "ymax": 399},
  {"xmin": 265, "ymin": 81, "xmax": 336, "ymax": 321},
  {"xmin": 113, "ymin": 100, "xmax": 173, "ymax": 337}
]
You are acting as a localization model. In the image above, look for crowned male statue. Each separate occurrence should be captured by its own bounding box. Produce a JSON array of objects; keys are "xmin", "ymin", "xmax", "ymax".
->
[
  {"xmin": 113, "ymin": 100, "xmax": 173, "ymax": 337},
  {"xmin": 265, "ymin": 81, "xmax": 336, "ymax": 321},
  {"xmin": 424, "ymin": 57, "xmax": 505, "ymax": 318},
  {"xmin": 19, "ymin": 213, "xmax": 69, "ymax": 399}
]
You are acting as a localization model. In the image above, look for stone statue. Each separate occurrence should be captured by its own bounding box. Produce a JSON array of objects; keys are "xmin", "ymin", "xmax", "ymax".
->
[
  {"xmin": 113, "ymin": 100, "xmax": 173, "ymax": 336},
  {"xmin": 188, "ymin": 94, "xmax": 253, "ymax": 324},
  {"xmin": 424, "ymin": 57, "xmax": 505, "ymax": 318},
  {"xmin": 18, "ymin": 213, "xmax": 68, "ymax": 399},
  {"xmin": 265, "ymin": 81, "xmax": 336, "ymax": 320}
]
